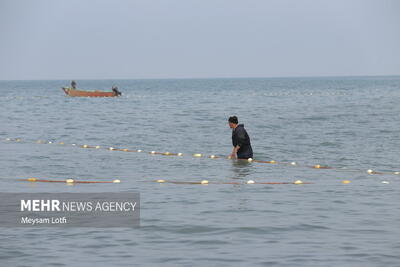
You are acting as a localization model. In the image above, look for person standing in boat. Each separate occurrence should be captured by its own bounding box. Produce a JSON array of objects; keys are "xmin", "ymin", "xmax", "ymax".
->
[
  {"xmin": 71, "ymin": 80, "xmax": 77, "ymax": 89},
  {"xmin": 112, "ymin": 86, "xmax": 122, "ymax": 96},
  {"xmin": 228, "ymin": 116, "xmax": 253, "ymax": 159}
]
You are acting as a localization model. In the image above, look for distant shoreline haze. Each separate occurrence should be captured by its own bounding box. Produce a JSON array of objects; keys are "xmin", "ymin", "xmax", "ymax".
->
[{"xmin": 1, "ymin": 74, "xmax": 400, "ymax": 82}]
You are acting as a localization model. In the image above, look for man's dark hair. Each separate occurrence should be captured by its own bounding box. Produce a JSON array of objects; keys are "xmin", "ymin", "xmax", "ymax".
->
[{"xmin": 228, "ymin": 116, "xmax": 238, "ymax": 124}]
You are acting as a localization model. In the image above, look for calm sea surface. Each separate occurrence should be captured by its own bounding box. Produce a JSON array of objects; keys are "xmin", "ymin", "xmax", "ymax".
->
[{"xmin": 0, "ymin": 77, "xmax": 399, "ymax": 266}]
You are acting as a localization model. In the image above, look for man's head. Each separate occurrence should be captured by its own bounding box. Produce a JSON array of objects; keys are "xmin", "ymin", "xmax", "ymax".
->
[{"xmin": 228, "ymin": 116, "xmax": 238, "ymax": 129}]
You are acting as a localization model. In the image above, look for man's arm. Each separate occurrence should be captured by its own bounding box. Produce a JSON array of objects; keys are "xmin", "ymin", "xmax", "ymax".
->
[
  {"xmin": 230, "ymin": 145, "xmax": 240, "ymax": 159},
  {"xmin": 231, "ymin": 127, "xmax": 247, "ymax": 158}
]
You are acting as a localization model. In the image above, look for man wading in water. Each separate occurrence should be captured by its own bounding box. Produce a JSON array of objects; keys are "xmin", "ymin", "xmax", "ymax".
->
[{"xmin": 228, "ymin": 116, "xmax": 253, "ymax": 159}]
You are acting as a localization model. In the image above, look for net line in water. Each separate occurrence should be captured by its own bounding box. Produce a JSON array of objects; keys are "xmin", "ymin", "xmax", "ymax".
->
[
  {"xmin": 4, "ymin": 137, "xmax": 400, "ymax": 178},
  {"xmin": 17, "ymin": 178, "xmax": 121, "ymax": 184},
  {"xmin": 15, "ymin": 178, "xmax": 315, "ymax": 185},
  {"xmin": 13, "ymin": 178, "xmax": 392, "ymax": 185}
]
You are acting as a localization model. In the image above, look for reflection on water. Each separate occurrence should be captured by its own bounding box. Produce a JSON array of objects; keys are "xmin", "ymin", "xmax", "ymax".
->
[{"xmin": 229, "ymin": 160, "xmax": 254, "ymax": 180}]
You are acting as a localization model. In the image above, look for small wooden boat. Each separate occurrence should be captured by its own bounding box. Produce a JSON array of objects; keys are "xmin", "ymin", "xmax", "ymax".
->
[{"xmin": 62, "ymin": 87, "xmax": 121, "ymax": 97}]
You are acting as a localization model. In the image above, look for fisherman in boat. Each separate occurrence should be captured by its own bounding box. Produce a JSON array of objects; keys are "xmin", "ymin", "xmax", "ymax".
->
[
  {"xmin": 71, "ymin": 80, "xmax": 77, "ymax": 89},
  {"xmin": 228, "ymin": 116, "xmax": 253, "ymax": 159},
  {"xmin": 112, "ymin": 86, "xmax": 122, "ymax": 96}
]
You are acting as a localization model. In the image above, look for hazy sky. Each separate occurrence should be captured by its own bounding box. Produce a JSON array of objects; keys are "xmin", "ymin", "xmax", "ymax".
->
[{"xmin": 0, "ymin": 0, "xmax": 399, "ymax": 80}]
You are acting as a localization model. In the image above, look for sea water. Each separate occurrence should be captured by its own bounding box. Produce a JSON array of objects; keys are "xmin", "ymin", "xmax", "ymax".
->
[{"xmin": 0, "ymin": 77, "xmax": 399, "ymax": 266}]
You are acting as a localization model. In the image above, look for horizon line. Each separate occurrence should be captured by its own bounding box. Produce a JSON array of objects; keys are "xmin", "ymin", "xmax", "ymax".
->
[{"xmin": 1, "ymin": 74, "xmax": 399, "ymax": 82}]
